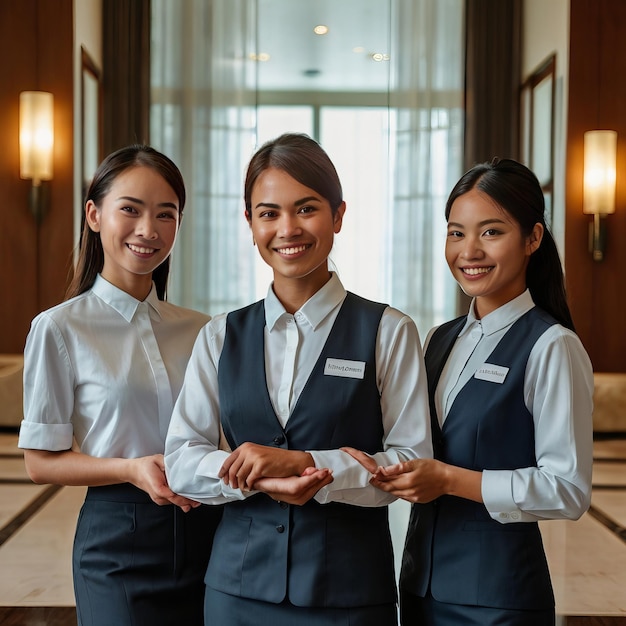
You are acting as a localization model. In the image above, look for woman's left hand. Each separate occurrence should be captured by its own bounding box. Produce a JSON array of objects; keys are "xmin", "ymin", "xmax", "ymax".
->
[
  {"xmin": 254, "ymin": 466, "xmax": 334, "ymax": 505},
  {"xmin": 341, "ymin": 447, "xmax": 450, "ymax": 503}
]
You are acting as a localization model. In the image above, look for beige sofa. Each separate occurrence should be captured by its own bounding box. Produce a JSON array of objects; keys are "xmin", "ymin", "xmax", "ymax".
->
[
  {"xmin": 0, "ymin": 354, "xmax": 24, "ymax": 428},
  {"xmin": 593, "ymin": 373, "xmax": 626, "ymax": 433}
]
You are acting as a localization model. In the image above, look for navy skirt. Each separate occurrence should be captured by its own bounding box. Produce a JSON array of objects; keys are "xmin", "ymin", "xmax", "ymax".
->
[
  {"xmin": 205, "ymin": 587, "xmax": 398, "ymax": 626},
  {"xmin": 400, "ymin": 590, "xmax": 555, "ymax": 626},
  {"xmin": 73, "ymin": 483, "xmax": 222, "ymax": 626}
]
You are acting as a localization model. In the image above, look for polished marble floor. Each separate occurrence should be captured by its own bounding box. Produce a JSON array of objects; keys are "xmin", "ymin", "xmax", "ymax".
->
[{"xmin": 1, "ymin": 431, "xmax": 625, "ymax": 625}]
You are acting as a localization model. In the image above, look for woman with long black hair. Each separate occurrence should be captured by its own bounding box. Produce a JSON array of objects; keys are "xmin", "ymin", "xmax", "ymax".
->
[{"xmin": 346, "ymin": 158, "xmax": 594, "ymax": 626}]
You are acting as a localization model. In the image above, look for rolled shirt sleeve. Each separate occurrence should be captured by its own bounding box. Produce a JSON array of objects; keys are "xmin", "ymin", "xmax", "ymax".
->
[
  {"xmin": 19, "ymin": 313, "xmax": 75, "ymax": 452},
  {"xmin": 19, "ymin": 277, "xmax": 211, "ymax": 460}
]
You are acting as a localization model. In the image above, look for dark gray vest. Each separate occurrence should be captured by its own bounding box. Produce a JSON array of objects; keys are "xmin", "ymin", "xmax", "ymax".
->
[
  {"xmin": 207, "ymin": 292, "xmax": 397, "ymax": 608},
  {"xmin": 401, "ymin": 307, "xmax": 557, "ymax": 610}
]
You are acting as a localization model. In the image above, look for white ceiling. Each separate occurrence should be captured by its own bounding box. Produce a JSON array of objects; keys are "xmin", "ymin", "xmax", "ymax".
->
[{"xmin": 257, "ymin": 0, "xmax": 392, "ymax": 92}]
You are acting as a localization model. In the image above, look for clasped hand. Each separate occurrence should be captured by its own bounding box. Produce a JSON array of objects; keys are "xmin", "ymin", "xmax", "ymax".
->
[
  {"xmin": 132, "ymin": 454, "xmax": 201, "ymax": 512},
  {"xmin": 219, "ymin": 442, "xmax": 333, "ymax": 505},
  {"xmin": 341, "ymin": 447, "xmax": 448, "ymax": 503}
]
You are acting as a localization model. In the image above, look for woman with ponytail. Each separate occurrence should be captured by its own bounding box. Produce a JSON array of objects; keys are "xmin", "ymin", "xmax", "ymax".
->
[
  {"xmin": 165, "ymin": 133, "xmax": 432, "ymax": 625},
  {"xmin": 345, "ymin": 158, "xmax": 594, "ymax": 625}
]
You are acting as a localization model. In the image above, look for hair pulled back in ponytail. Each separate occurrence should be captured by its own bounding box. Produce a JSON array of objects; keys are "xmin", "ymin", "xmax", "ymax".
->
[{"xmin": 445, "ymin": 158, "xmax": 575, "ymax": 331}]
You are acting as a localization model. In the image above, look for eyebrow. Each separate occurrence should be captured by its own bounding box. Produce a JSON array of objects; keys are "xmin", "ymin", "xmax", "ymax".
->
[
  {"xmin": 254, "ymin": 196, "xmax": 320, "ymax": 210},
  {"xmin": 116, "ymin": 195, "xmax": 178, "ymax": 210},
  {"xmin": 447, "ymin": 218, "xmax": 508, "ymax": 228}
]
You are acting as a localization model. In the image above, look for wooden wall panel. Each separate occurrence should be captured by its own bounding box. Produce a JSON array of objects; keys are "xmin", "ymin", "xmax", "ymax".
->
[
  {"xmin": 0, "ymin": 1, "xmax": 39, "ymax": 353},
  {"xmin": 36, "ymin": 0, "xmax": 75, "ymax": 313},
  {"xmin": 0, "ymin": 0, "xmax": 74, "ymax": 354},
  {"xmin": 566, "ymin": 0, "xmax": 626, "ymax": 372}
]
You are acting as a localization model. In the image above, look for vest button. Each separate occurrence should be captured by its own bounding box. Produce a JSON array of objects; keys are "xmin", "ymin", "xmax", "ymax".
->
[
  {"xmin": 276, "ymin": 524, "xmax": 285, "ymax": 533},
  {"xmin": 273, "ymin": 435, "xmax": 285, "ymax": 445},
  {"xmin": 280, "ymin": 501, "xmax": 288, "ymax": 509}
]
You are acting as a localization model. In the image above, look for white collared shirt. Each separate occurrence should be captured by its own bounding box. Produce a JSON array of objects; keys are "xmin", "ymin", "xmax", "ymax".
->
[
  {"xmin": 425, "ymin": 290, "xmax": 594, "ymax": 523},
  {"xmin": 165, "ymin": 273, "xmax": 433, "ymax": 506},
  {"xmin": 18, "ymin": 275, "xmax": 210, "ymax": 458}
]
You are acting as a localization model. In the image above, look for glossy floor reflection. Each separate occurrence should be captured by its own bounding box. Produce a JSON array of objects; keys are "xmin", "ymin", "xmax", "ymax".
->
[{"xmin": 1, "ymin": 431, "xmax": 625, "ymax": 625}]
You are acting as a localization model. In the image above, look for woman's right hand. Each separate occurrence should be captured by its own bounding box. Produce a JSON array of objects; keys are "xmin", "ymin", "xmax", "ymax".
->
[
  {"xmin": 22, "ymin": 449, "xmax": 201, "ymax": 512},
  {"xmin": 342, "ymin": 447, "xmax": 483, "ymax": 504}
]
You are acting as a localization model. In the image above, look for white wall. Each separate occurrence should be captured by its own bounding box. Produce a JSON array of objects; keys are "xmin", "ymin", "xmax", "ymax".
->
[{"xmin": 522, "ymin": 0, "xmax": 570, "ymax": 255}]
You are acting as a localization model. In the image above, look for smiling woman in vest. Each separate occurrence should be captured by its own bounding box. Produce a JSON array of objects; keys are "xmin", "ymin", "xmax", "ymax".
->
[
  {"xmin": 164, "ymin": 132, "xmax": 433, "ymax": 625},
  {"xmin": 344, "ymin": 158, "xmax": 594, "ymax": 626}
]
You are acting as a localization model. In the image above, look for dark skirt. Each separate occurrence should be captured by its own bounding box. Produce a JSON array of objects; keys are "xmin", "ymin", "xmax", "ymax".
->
[
  {"xmin": 205, "ymin": 587, "xmax": 398, "ymax": 626},
  {"xmin": 400, "ymin": 590, "xmax": 555, "ymax": 626},
  {"xmin": 73, "ymin": 483, "xmax": 222, "ymax": 626}
]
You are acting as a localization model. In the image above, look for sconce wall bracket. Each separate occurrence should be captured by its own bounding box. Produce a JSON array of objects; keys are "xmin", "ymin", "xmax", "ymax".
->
[
  {"xmin": 583, "ymin": 129, "xmax": 617, "ymax": 263},
  {"xmin": 29, "ymin": 182, "xmax": 49, "ymax": 225},
  {"xmin": 588, "ymin": 212, "xmax": 607, "ymax": 262}
]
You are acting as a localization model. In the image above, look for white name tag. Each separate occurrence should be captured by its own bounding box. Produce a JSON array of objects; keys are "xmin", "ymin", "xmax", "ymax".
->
[
  {"xmin": 324, "ymin": 358, "xmax": 366, "ymax": 379},
  {"xmin": 474, "ymin": 363, "xmax": 509, "ymax": 384}
]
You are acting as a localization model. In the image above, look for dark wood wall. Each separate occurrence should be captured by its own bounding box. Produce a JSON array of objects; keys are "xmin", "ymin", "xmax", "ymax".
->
[
  {"xmin": 0, "ymin": 0, "xmax": 74, "ymax": 354},
  {"xmin": 566, "ymin": 0, "xmax": 626, "ymax": 372}
]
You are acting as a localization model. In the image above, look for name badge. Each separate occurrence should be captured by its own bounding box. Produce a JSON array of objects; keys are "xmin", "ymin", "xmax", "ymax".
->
[
  {"xmin": 324, "ymin": 358, "xmax": 366, "ymax": 379},
  {"xmin": 474, "ymin": 363, "xmax": 509, "ymax": 384}
]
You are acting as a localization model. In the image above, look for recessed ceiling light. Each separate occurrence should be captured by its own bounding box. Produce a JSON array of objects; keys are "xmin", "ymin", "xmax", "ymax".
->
[
  {"xmin": 371, "ymin": 52, "xmax": 390, "ymax": 62},
  {"xmin": 249, "ymin": 52, "xmax": 270, "ymax": 62},
  {"xmin": 313, "ymin": 25, "xmax": 329, "ymax": 35}
]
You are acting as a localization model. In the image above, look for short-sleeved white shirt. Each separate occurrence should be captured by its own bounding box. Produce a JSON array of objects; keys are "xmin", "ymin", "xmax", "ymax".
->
[{"xmin": 18, "ymin": 275, "xmax": 210, "ymax": 459}]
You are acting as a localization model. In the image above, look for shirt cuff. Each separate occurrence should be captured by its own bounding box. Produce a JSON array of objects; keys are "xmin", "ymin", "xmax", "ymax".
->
[
  {"xmin": 309, "ymin": 450, "xmax": 371, "ymax": 489},
  {"xmin": 309, "ymin": 449, "xmax": 378, "ymax": 505},
  {"xmin": 196, "ymin": 449, "xmax": 251, "ymax": 500},
  {"xmin": 17, "ymin": 420, "xmax": 73, "ymax": 451},
  {"xmin": 482, "ymin": 469, "xmax": 524, "ymax": 523}
]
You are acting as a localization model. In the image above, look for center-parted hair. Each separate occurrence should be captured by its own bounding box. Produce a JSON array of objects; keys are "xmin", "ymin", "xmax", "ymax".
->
[
  {"xmin": 244, "ymin": 133, "xmax": 343, "ymax": 218},
  {"xmin": 445, "ymin": 158, "xmax": 575, "ymax": 331}
]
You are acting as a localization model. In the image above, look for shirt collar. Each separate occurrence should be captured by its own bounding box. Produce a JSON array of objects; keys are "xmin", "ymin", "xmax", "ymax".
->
[
  {"xmin": 91, "ymin": 274, "xmax": 162, "ymax": 323},
  {"xmin": 459, "ymin": 290, "xmax": 535, "ymax": 337},
  {"xmin": 264, "ymin": 272, "xmax": 346, "ymax": 332}
]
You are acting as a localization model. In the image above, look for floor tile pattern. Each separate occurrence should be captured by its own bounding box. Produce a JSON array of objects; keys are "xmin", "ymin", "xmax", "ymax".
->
[{"xmin": 0, "ymin": 430, "xmax": 625, "ymax": 625}]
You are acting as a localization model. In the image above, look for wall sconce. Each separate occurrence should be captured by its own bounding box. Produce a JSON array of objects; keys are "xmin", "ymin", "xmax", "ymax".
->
[
  {"xmin": 19, "ymin": 91, "xmax": 54, "ymax": 223},
  {"xmin": 583, "ymin": 129, "xmax": 617, "ymax": 262}
]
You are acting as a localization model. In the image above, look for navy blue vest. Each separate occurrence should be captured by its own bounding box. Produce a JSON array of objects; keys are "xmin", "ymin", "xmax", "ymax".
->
[
  {"xmin": 400, "ymin": 307, "xmax": 557, "ymax": 610},
  {"xmin": 207, "ymin": 292, "xmax": 397, "ymax": 608}
]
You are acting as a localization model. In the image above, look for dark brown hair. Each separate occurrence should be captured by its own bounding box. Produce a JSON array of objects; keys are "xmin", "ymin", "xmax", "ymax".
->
[{"xmin": 244, "ymin": 133, "xmax": 343, "ymax": 218}]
